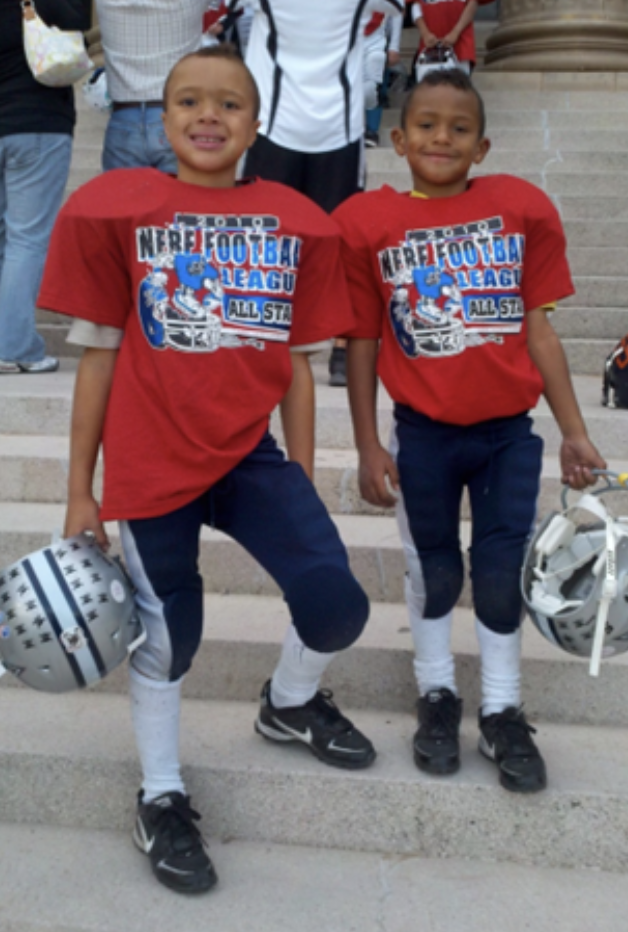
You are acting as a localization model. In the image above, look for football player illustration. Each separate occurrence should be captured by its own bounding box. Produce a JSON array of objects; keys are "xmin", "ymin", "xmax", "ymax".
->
[
  {"xmin": 138, "ymin": 248, "xmax": 268, "ymax": 354},
  {"xmin": 389, "ymin": 264, "xmax": 465, "ymax": 359}
]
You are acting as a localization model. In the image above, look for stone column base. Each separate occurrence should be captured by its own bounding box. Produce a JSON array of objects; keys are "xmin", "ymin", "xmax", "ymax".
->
[{"xmin": 485, "ymin": 1, "xmax": 628, "ymax": 71}]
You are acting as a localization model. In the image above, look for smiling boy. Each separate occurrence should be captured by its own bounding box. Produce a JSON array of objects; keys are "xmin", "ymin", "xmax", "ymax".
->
[
  {"xmin": 38, "ymin": 46, "xmax": 376, "ymax": 895},
  {"xmin": 334, "ymin": 70, "xmax": 605, "ymax": 792}
]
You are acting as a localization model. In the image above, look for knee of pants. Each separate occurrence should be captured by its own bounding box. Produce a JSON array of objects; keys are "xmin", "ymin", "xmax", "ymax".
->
[
  {"xmin": 131, "ymin": 587, "xmax": 204, "ymax": 682},
  {"xmin": 284, "ymin": 565, "xmax": 369, "ymax": 653},
  {"xmin": 421, "ymin": 555, "xmax": 464, "ymax": 619},
  {"xmin": 473, "ymin": 571, "xmax": 523, "ymax": 634}
]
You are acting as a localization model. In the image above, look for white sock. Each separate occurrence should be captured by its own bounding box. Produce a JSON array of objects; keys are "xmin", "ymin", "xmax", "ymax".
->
[
  {"xmin": 407, "ymin": 576, "xmax": 457, "ymax": 696},
  {"xmin": 129, "ymin": 665, "xmax": 186, "ymax": 801},
  {"xmin": 475, "ymin": 617, "xmax": 521, "ymax": 716},
  {"xmin": 270, "ymin": 624, "xmax": 336, "ymax": 709}
]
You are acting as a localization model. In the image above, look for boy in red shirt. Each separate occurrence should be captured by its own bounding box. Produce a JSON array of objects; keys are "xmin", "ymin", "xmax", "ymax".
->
[
  {"xmin": 334, "ymin": 70, "xmax": 605, "ymax": 794},
  {"xmin": 410, "ymin": 0, "xmax": 478, "ymax": 73},
  {"xmin": 39, "ymin": 46, "xmax": 375, "ymax": 896}
]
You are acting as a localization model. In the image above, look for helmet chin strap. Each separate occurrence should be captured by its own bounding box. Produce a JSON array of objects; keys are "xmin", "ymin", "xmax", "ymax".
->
[{"xmin": 590, "ymin": 513, "xmax": 617, "ymax": 677}]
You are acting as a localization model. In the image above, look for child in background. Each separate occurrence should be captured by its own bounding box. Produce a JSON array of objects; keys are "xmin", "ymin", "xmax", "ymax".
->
[
  {"xmin": 364, "ymin": 9, "xmax": 403, "ymax": 148},
  {"xmin": 334, "ymin": 70, "xmax": 605, "ymax": 794},
  {"xmin": 410, "ymin": 0, "xmax": 478, "ymax": 74}
]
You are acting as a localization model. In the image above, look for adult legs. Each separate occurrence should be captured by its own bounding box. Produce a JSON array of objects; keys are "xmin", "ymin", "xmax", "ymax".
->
[
  {"xmin": 0, "ymin": 133, "xmax": 71, "ymax": 363},
  {"xmin": 102, "ymin": 106, "xmax": 177, "ymax": 173}
]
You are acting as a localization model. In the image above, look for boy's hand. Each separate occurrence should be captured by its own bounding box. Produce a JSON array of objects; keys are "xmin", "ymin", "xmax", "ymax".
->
[
  {"xmin": 422, "ymin": 30, "xmax": 439, "ymax": 48},
  {"xmin": 64, "ymin": 494, "xmax": 110, "ymax": 551},
  {"xmin": 358, "ymin": 444, "xmax": 400, "ymax": 507},
  {"xmin": 442, "ymin": 30, "xmax": 460, "ymax": 46},
  {"xmin": 560, "ymin": 437, "xmax": 607, "ymax": 491}
]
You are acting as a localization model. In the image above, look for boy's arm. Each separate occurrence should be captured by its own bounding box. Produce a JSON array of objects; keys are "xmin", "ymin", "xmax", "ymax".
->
[
  {"xmin": 442, "ymin": 0, "xmax": 478, "ymax": 47},
  {"xmin": 279, "ymin": 350, "xmax": 315, "ymax": 479},
  {"xmin": 527, "ymin": 308, "xmax": 606, "ymax": 490},
  {"xmin": 347, "ymin": 338, "xmax": 399, "ymax": 506},
  {"xmin": 65, "ymin": 347, "xmax": 118, "ymax": 548},
  {"xmin": 411, "ymin": 3, "xmax": 438, "ymax": 48}
]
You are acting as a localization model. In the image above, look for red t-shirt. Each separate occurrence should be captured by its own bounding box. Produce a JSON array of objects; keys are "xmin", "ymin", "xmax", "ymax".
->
[
  {"xmin": 40, "ymin": 169, "xmax": 355, "ymax": 520},
  {"xmin": 333, "ymin": 175, "xmax": 574, "ymax": 426},
  {"xmin": 414, "ymin": 0, "xmax": 475, "ymax": 64}
]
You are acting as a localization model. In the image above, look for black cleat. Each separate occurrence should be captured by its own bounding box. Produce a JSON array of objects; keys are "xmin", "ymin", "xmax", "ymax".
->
[
  {"xmin": 413, "ymin": 687, "xmax": 462, "ymax": 775},
  {"xmin": 255, "ymin": 679, "xmax": 376, "ymax": 769},
  {"xmin": 133, "ymin": 791, "xmax": 218, "ymax": 894},
  {"xmin": 328, "ymin": 346, "xmax": 347, "ymax": 387},
  {"xmin": 478, "ymin": 706, "xmax": 547, "ymax": 793}
]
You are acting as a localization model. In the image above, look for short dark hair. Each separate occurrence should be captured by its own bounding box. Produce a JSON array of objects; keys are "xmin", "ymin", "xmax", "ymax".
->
[
  {"xmin": 163, "ymin": 44, "xmax": 261, "ymax": 119},
  {"xmin": 401, "ymin": 69, "xmax": 486, "ymax": 138}
]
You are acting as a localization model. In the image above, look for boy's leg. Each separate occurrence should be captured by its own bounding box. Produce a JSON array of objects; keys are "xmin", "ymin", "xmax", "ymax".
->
[
  {"xmin": 211, "ymin": 433, "xmax": 374, "ymax": 769},
  {"xmin": 119, "ymin": 496, "xmax": 217, "ymax": 893},
  {"xmin": 466, "ymin": 414, "xmax": 546, "ymax": 793},
  {"xmin": 391, "ymin": 411, "xmax": 465, "ymax": 774}
]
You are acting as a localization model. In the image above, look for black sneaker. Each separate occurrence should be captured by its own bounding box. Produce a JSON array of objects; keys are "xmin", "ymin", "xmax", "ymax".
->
[
  {"xmin": 133, "ymin": 791, "xmax": 218, "ymax": 894},
  {"xmin": 328, "ymin": 346, "xmax": 347, "ymax": 387},
  {"xmin": 364, "ymin": 129, "xmax": 379, "ymax": 148},
  {"xmin": 413, "ymin": 687, "xmax": 462, "ymax": 775},
  {"xmin": 254, "ymin": 680, "xmax": 376, "ymax": 769},
  {"xmin": 478, "ymin": 707, "xmax": 547, "ymax": 793}
]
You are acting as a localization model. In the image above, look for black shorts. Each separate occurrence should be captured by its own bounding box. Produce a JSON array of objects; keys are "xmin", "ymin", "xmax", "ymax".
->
[{"xmin": 243, "ymin": 134, "xmax": 364, "ymax": 213}]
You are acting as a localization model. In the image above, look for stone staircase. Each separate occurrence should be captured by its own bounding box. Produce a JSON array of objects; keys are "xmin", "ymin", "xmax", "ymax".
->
[{"xmin": 4, "ymin": 49, "xmax": 628, "ymax": 931}]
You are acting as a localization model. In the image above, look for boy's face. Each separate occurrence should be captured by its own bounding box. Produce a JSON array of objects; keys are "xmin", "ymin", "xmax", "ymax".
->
[
  {"xmin": 391, "ymin": 84, "xmax": 490, "ymax": 198},
  {"xmin": 162, "ymin": 56, "xmax": 260, "ymax": 188}
]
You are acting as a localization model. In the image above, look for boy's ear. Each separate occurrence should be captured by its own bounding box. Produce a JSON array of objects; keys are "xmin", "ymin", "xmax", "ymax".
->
[
  {"xmin": 473, "ymin": 136, "xmax": 491, "ymax": 165},
  {"xmin": 391, "ymin": 126, "xmax": 407, "ymax": 157},
  {"xmin": 247, "ymin": 119, "xmax": 261, "ymax": 150}
]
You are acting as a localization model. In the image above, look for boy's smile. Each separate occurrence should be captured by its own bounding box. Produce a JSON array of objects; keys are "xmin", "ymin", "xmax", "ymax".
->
[
  {"xmin": 391, "ymin": 83, "xmax": 490, "ymax": 199},
  {"xmin": 162, "ymin": 56, "xmax": 260, "ymax": 188}
]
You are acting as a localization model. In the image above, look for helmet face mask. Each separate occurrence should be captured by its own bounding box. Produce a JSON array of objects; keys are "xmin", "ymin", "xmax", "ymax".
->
[
  {"xmin": 522, "ymin": 491, "xmax": 628, "ymax": 666},
  {"xmin": 0, "ymin": 534, "xmax": 145, "ymax": 692}
]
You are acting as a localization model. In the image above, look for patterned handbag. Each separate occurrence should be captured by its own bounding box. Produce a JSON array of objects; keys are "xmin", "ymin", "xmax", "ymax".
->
[{"xmin": 22, "ymin": 0, "xmax": 93, "ymax": 87}]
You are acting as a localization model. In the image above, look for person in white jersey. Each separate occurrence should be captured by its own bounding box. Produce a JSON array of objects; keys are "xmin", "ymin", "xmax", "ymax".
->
[{"xmin": 233, "ymin": 0, "xmax": 404, "ymax": 385}]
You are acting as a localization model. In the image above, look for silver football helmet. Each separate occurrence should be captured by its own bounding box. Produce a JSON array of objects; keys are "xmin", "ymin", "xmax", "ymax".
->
[
  {"xmin": 0, "ymin": 534, "xmax": 145, "ymax": 692},
  {"xmin": 521, "ymin": 473, "xmax": 628, "ymax": 675}
]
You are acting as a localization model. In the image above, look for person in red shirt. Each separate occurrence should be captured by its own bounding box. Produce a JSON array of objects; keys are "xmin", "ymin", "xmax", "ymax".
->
[
  {"xmin": 334, "ymin": 70, "xmax": 605, "ymax": 795},
  {"xmin": 410, "ymin": 0, "xmax": 478, "ymax": 73},
  {"xmin": 39, "ymin": 45, "xmax": 375, "ymax": 896}
]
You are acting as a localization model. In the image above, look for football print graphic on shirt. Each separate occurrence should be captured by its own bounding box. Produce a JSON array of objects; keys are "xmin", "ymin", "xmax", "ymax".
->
[
  {"xmin": 378, "ymin": 215, "xmax": 525, "ymax": 359},
  {"xmin": 136, "ymin": 212, "xmax": 301, "ymax": 353}
]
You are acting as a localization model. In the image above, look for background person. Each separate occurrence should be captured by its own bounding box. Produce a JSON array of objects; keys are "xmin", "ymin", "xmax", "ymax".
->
[{"xmin": 0, "ymin": 0, "xmax": 91, "ymax": 374}]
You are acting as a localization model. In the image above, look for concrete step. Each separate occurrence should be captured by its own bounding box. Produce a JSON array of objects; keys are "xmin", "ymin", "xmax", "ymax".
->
[
  {"xmin": 3, "ymin": 425, "xmax": 627, "ymax": 524},
  {"xmin": 3, "ymin": 823, "xmax": 627, "ymax": 932},
  {"xmin": 2, "ymin": 689, "xmax": 628, "ymax": 871},
  {"xmin": 365, "ymin": 169, "xmax": 627, "ymax": 200},
  {"xmin": 558, "ymin": 196, "xmax": 628, "ymax": 221},
  {"xmin": 3, "ymin": 591, "xmax": 626, "ymax": 727},
  {"xmin": 0, "ymin": 503, "xmax": 411, "ymax": 605},
  {"xmin": 1, "ymin": 364, "xmax": 624, "ymax": 454},
  {"xmin": 7, "ymin": 487, "xmax": 628, "ymax": 610},
  {"xmin": 563, "ymin": 219, "xmax": 628, "ymax": 247},
  {"xmin": 380, "ymin": 107, "xmax": 628, "ymax": 131},
  {"xmin": 368, "ymin": 149, "xmax": 628, "ymax": 177}
]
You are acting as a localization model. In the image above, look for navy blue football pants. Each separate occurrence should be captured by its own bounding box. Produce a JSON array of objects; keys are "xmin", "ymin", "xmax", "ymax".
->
[
  {"xmin": 120, "ymin": 432, "xmax": 369, "ymax": 681},
  {"xmin": 394, "ymin": 405, "xmax": 543, "ymax": 634}
]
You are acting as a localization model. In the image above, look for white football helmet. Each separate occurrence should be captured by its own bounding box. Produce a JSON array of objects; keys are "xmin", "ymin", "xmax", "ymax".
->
[
  {"xmin": 521, "ymin": 473, "xmax": 628, "ymax": 676},
  {"xmin": 0, "ymin": 534, "xmax": 145, "ymax": 692},
  {"xmin": 81, "ymin": 68, "xmax": 111, "ymax": 112},
  {"xmin": 415, "ymin": 44, "xmax": 461, "ymax": 83}
]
